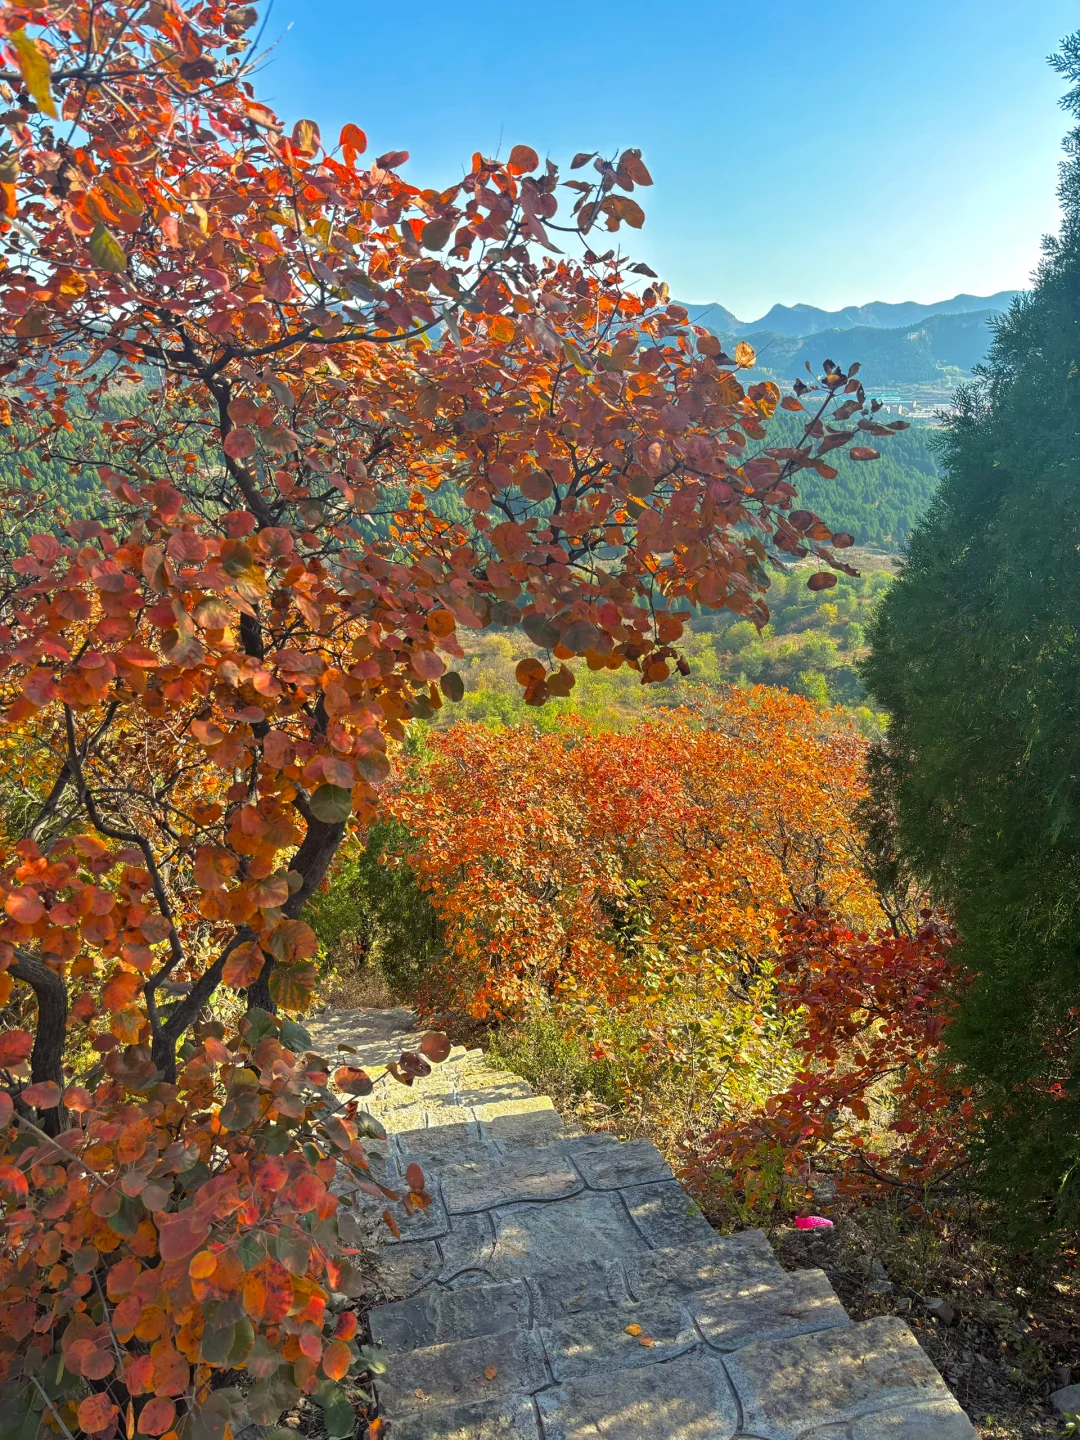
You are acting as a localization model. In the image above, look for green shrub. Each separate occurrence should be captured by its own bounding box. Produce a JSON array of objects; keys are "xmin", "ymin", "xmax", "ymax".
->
[
  {"xmin": 485, "ymin": 1013, "xmax": 628, "ymax": 1116},
  {"xmin": 306, "ymin": 821, "xmax": 442, "ymax": 997}
]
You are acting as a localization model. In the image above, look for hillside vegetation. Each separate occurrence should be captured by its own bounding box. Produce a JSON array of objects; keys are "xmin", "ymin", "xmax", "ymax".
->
[
  {"xmin": 691, "ymin": 309, "xmax": 1001, "ymax": 389},
  {"xmin": 427, "ymin": 560, "xmax": 895, "ymax": 735},
  {"xmin": 766, "ymin": 410, "xmax": 941, "ymax": 548}
]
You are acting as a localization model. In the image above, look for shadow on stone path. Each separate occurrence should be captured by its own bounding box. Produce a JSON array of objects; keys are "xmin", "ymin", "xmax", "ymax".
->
[{"xmin": 306, "ymin": 1007, "xmax": 978, "ymax": 1440}]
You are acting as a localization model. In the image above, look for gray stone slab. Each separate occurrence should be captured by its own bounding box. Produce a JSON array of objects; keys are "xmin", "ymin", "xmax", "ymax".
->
[
  {"xmin": 369, "ymin": 1279, "xmax": 531, "ymax": 1354},
  {"xmin": 725, "ymin": 1316, "xmax": 957, "ymax": 1440},
  {"xmin": 440, "ymin": 1211, "xmax": 499, "ymax": 1281},
  {"xmin": 472, "ymin": 1095, "xmax": 558, "ymax": 1126},
  {"xmin": 353, "ymin": 1179, "xmax": 448, "ymax": 1245},
  {"xmin": 394, "ymin": 1121, "xmax": 487, "ymax": 1165},
  {"xmin": 527, "ymin": 1259, "xmax": 629, "ymax": 1324},
  {"xmin": 541, "ymin": 1296, "xmax": 700, "ymax": 1380},
  {"xmin": 424, "ymin": 1100, "xmax": 478, "ymax": 1128},
  {"xmin": 374, "ymin": 1240, "xmax": 443, "ymax": 1298},
  {"xmin": 537, "ymin": 1351, "xmax": 739, "ymax": 1439},
  {"xmin": 692, "ymin": 1267, "xmax": 851, "ymax": 1352},
  {"xmin": 481, "ymin": 1107, "xmax": 568, "ymax": 1150},
  {"xmin": 623, "ymin": 1230, "xmax": 784, "ymax": 1304},
  {"xmin": 441, "ymin": 1152, "xmax": 583, "ymax": 1212},
  {"xmin": 387, "ymin": 1395, "xmax": 541, "ymax": 1440},
  {"xmin": 489, "ymin": 1191, "xmax": 648, "ymax": 1279},
  {"xmin": 846, "ymin": 1399, "xmax": 978, "ymax": 1438},
  {"xmin": 368, "ymin": 1100, "xmax": 429, "ymax": 1134},
  {"xmin": 371, "ymin": 1073, "xmax": 456, "ymax": 1105},
  {"xmin": 564, "ymin": 1135, "xmax": 672, "ymax": 1189},
  {"xmin": 620, "ymin": 1180, "xmax": 718, "ymax": 1249},
  {"xmin": 1053, "ymin": 1383, "xmax": 1080, "ymax": 1415},
  {"xmin": 377, "ymin": 1328, "xmax": 548, "ymax": 1419}
]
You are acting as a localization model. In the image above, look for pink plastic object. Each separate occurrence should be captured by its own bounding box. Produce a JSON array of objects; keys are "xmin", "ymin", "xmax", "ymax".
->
[{"xmin": 794, "ymin": 1215, "xmax": 834, "ymax": 1230}]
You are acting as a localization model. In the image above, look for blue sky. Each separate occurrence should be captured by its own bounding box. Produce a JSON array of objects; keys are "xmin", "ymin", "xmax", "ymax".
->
[{"xmin": 259, "ymin": 0, "xmax": 1078, "ymax": 320}]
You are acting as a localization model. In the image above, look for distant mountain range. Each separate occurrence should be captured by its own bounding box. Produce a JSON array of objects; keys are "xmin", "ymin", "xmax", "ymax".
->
[
  {"xmin": 681, "ymin": 291, "xmax": 1022, "ymax": 391},
  {"xmin": 685, "ymin": 291, "xmax": 1018, "ymax": 339}
]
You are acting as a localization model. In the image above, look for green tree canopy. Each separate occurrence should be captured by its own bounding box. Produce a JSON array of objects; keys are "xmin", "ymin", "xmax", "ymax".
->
[{"xmin": 864, "ymin": 31, "xmax": 1080, "ymax": 1237}]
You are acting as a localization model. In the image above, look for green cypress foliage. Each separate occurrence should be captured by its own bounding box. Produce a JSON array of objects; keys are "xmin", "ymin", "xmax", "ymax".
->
[{"xmin": 864, "ymin": 33, "xmax": 1080, "ymax": 1237}]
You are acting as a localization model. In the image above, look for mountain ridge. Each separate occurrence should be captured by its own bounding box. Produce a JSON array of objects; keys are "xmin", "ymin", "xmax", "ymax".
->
[
  {"xmin": 684, "ymin": 290, "xmax": 1019, "ymax": 339},
  {"xmin": 733, "ymin": 309, "xmax": 1002, "ymax": 386}
]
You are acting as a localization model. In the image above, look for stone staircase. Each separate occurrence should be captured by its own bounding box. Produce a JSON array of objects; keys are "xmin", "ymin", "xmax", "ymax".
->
[{"xmin": 305, "ymin": 1007, "xmax": 978, "ymax": 1440}]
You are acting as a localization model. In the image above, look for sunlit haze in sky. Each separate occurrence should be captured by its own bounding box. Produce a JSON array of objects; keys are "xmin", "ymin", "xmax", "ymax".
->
[{"xmin": 261, "ymin": 0, "xmax": 1078, "ymax": 320}]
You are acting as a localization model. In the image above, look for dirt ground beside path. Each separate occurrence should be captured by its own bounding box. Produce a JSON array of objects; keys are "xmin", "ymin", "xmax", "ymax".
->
[{"xmin": 771, "ymin": 1209, "xmax": 1077, "ymax": 1440}]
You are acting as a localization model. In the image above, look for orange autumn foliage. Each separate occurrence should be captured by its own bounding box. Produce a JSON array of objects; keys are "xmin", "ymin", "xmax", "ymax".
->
[
  {"xmin": 388, "ymin": 692, "xmax": 970, "ymax": 1205},
  {"xmin": 389, "ymin": 688, "xmax": 881, "ymax": 1026},
  {"xmin": 0, "ymin": 1007, "xmax": 450, "ymax": 1440}
]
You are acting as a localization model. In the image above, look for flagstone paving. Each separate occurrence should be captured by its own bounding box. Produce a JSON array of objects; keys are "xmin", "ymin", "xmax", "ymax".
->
[{"xmin": 306, "ymin": 1007, "xmax": 977, "ymax": 1440}]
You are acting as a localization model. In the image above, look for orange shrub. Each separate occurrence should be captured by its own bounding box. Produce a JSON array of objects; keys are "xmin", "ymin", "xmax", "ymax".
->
[
  {"xmin": 388, "ymin": 691, "xmax": 970, "ymax": 1203},
  {"xmin": 390, "ymin": 687, "xmax": 879, "ymax": 1024}
]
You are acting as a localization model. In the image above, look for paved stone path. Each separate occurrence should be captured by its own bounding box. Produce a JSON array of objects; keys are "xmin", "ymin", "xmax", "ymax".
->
[{"xmin": 306, "ymin": 1007, "xmax": 978, "ymax": 1440}]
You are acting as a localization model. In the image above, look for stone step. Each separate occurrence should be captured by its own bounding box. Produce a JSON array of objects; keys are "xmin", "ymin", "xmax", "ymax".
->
[
  {"xmin": 386, "ymin": 1104, "xmax": 571, "ymax": 1169},
  {"xmin": 361, "ymin": 1089, "xmax": 560, "ymax": 1138},
  {"xmin": 369, "ymin": 1231, "xmax": 790, "ymax": 1354},
  {"xmin": 371, "ymin": 1278, "xmax": 534, "ymax": 1355},
  {"xmin": 343, "ymin": 1131, "xmax": 688, "ymax": 1259},
  {"xmin": 355, "ymin": 1176, "xmax": 732, "ymax": 1301},
  {"xmin": 370, "ymin": 1265, "xmax": 852, "ymax": 1402},
  {"xmin": 535, "ymin": 1351, "xmax": 738, "ymax": 1440},
  {"xmin": 309, "ymin": 1007, "xmax": 978, "ymax": 1440},
  {"xmin": 374, "ymin": 1327, "xmax": 549, "ymax": 1421},
  {"xmin": 387, "ymin": 1393, "xmax": 542, "ymax": 1440},
  {"xmin": 375, "ymin": 1315, "xmax": 977, "ymax": 1436},
  {"xmin": 722, "ymin": 1316, "xmax": 979, "ymax": 1440},
  {"xmin": 382, "ymin": 1351, "xmax": 739, "ymax": 1440}
]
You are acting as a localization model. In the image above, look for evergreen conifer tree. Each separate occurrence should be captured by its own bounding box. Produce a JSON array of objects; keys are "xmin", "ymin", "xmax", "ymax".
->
[{"xmin": 865, "ymin": 32, "xmax": 1080, "ymax": 1236}]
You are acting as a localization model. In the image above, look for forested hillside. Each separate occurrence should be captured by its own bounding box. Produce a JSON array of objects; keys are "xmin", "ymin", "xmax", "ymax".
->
[
  {"xmin": 0, "ymin": 387, "xmax": 940, "ymax": 554},
  {"xmin": 770, "ymin": 410, "xmax": 942, "ymax": 548},
  {"xmin": 0, "ymin": 395, "xmax": 129, "ymax": 551},
  {"xmin": 688, "ymin": 309, "xmax": 1001, "ymax": 388}
]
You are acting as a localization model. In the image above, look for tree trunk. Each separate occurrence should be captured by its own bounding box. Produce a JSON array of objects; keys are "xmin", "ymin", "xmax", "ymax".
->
[
  {"xmin": 247, "ymin": 812, "xmax": 345, "ymax": 1014},
  {"xmin": 12, "ymin": 950, "xmax": 68, "ymax": 1136},
  {"xmin": 245, "ymin": 956, "xmax": 276, "ymax": 1015},
  {"xmin": 147, "ymin": 812, "xmax": 346, "ymax": 1076}
]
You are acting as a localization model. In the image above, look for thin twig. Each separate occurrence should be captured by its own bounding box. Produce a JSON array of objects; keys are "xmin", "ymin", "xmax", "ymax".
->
[{"xmin": 30, "ymin": 1376, "xmax": 78, "ymax": 1440}]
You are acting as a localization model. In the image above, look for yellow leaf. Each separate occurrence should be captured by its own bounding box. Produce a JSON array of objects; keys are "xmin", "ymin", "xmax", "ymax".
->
[
  {"xmin": 89, "ymin": 224, "xmax": 127, "ymax": 273},
  {"xmin": 291, "ymin": 118, "xmax": 320, "ymax": 155},
  {"xmin": 11, "ymin": 30, "xmax": 56, "ymax": 119},
  {"xmin": 734, "ymin": 340, "xmax": 756, "ymax": 369},
  {"xmin": 561, "ymin": 337, "xmax": 591, "ymax": 374},
  {"xmin": 624, "ymin": 1324, "xmax": 642, "ymax": 1336}
]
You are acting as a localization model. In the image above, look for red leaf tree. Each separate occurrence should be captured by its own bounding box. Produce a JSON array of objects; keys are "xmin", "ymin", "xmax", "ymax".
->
[{"xmin": 0, "ymin": 2, "xmax": 895, "ymax": 1434}]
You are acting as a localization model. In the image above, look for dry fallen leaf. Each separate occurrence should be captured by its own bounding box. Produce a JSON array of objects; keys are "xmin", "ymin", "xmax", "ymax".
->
[
  {"xmin": 624, "ymin": 1323, "xmax": 642, "ymax": 1336},
  {"xmin": 484, "ymin": 1365, "xmax": 498, "ymax": 1381},
  {"xmin": 639, "ymin": 1334, "xmax": 656, "ymax": 1347}
]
